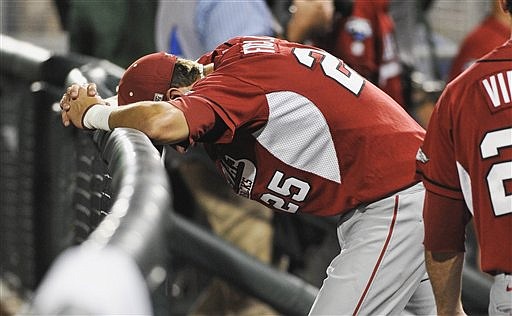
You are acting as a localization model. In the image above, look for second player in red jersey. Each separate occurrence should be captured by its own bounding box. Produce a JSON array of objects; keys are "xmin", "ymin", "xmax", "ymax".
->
[{"xmin": 417, "ymin": 5, "xmax": 512, "ymax": 312}]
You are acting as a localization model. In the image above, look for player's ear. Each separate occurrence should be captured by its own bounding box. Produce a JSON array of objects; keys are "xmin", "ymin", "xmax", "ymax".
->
[{"xmin": 166, "ymin": 88, "xmax": 183, "ymax": 100}]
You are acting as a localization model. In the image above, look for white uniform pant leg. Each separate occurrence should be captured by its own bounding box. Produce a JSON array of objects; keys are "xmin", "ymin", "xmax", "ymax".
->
[
  {"xmin": 489, "ymin": 273, "xmax": 512, "ymax": 315},
  {"xmin": 402, "ymin": 272, "xmax": 435, "ymax": 315},
  {"xmin": 308, "ymin": 183, "xmax": 436, "ymax": 315}
]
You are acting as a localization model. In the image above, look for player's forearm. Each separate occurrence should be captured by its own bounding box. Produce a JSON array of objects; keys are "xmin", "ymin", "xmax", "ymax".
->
[
  {"xmin": 63, "ymin": 85, "xmax": 191, "ymax": 144},
  {"xmin": 108, "ymin": 101, "xmax": 189, "ymax": 144},
  {"xmin": 424, "ymin": 250, "xmax": 467, "ymax": 316}
]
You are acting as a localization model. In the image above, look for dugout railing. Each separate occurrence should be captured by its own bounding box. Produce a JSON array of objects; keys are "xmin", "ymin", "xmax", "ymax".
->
[{"xmin": 0, "ymin": 34, "xmax": 491, "ymax": 315}]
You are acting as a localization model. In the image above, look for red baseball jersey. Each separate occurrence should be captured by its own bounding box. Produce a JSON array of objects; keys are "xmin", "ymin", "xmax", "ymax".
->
[
  {"xmin": 170, "ymin": 36, "xmax": 424, "ymax": 216},
  {"xmin": 417, "ymin": 40, "xmax": 512, "ymax": 273}
]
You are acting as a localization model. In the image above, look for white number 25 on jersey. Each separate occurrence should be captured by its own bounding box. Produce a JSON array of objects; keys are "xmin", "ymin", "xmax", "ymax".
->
[{"xmin": 260, "ymin": 171, "xmax": 311, "ymax": 213}]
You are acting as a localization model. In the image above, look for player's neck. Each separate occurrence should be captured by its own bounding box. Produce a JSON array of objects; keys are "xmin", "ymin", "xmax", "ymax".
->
[
  {"xmin": 204, "ymin": 63, "xmax": 214, "ymax": 76},
  {"xmin": 499, "ymin": 14, "xmax": 511, "ymax": 27}
]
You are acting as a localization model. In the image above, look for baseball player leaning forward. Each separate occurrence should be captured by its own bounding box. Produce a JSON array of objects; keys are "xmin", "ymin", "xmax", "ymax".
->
[{"xmin": 61, "ymin": 36, "xmax": 436, "ymax": 315}]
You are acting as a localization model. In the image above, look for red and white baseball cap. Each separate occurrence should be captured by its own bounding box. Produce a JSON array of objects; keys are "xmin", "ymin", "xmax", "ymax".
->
[{"xmin": 117, "ymin": 52, "xmax": 178, "ymax": 105}]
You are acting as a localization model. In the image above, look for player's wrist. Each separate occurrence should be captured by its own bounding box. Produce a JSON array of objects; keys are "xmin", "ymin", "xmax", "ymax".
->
[{"xmin": 82, "ymin": 104, "xmax": 115, "ymax": 131}]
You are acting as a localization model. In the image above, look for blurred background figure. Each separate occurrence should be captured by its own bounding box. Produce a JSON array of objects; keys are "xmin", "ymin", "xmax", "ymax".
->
[
  {"xmin": 388, "ymin": 0, "xmax": 441, "ymax": 127},
  {"xmin": 329, "ymin": 0, "xmax": 405, "ymax": 106},
  {"xmin": 274, "ymin": 0, "xmax": 336, "ymax": 44},
  {"xmin": 446, "ymin": 0, "xmax": 511, "ymax": 82},
  {"xmin": 155, "ymin": 0, "xmax": 275, "ymax": 59},
  {"xmin": 54, "ymin": 0, "xmax": 157, "ymax": 68}
]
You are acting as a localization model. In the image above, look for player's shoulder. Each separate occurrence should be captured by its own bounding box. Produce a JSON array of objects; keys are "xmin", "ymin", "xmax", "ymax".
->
[
  {"xmin": 477, "ymin": 39, "xmax": 512, "ymax": 65},
  {"xmin": 444, "ymin": 40, "xmax": 512, "ymax": 113}
]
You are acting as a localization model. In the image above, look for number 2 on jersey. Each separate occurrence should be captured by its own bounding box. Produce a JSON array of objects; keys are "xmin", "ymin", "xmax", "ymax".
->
[
  {"xmin": 480, "ymin": 128, "xmax": 512, "ymax": 216},
  {"xmin": 293, "ymin": 47, "xmax": 365, "ymax": 96}
]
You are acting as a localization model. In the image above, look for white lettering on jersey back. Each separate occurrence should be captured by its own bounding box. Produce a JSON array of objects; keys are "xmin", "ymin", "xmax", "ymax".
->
[
  {"xmin": 254, "ymin": 91, "xmax": 341, "ymax": 183},
  {"xmin": 482, "ymin": 70, "xmax": 512, "ymax": 107},
  {"xmin": 242, "ymin": 38, "xmax": 276, "ymax": 55}
]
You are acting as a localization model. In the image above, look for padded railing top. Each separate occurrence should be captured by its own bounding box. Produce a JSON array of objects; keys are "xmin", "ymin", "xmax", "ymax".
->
[{"xmin": 87, "ymin": 129, "xmax": 171, "ymax": 281}]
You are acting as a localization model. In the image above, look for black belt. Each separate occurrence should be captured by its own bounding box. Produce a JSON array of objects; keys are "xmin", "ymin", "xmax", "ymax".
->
[{"xmin": 490, "ymin": 270, "xmax": 511, "ymax": 276}]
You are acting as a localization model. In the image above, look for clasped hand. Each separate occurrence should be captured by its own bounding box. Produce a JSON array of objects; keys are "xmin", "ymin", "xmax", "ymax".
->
[{"xmin": 60, "ymin": 83, "xmax": 106, "ymax": 129}]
